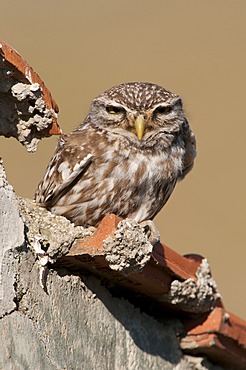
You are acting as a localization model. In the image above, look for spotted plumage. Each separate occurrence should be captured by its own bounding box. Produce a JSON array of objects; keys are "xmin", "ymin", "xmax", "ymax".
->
[{"xmin": 35, "ymin": 82, "xmax": 196, "ymax": 226}]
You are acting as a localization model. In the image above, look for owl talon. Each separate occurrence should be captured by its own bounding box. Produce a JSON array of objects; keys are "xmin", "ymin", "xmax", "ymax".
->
[{"xmin": 140, "ymin": 220, "xmax": 160, "ymax": 246}]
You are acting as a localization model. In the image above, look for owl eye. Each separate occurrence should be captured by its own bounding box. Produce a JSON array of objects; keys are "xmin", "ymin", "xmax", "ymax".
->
[
  {"xmin": 154, "ymin": 105, "xmax": 172, "ymax": 114},
  {"xmin": 106, "ymin": 105, "xmax": 124, "ymax": 114}
]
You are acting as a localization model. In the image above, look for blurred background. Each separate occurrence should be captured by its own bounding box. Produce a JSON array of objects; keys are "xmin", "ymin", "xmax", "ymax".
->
[{"xmin": 1, "ymin": 0, "xmax": 245, "ymax": 318}]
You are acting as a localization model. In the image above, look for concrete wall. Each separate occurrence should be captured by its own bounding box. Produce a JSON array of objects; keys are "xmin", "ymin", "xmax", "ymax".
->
[{"xmin": 0, "ymin": 160, "xmax": 224, "ymax": 370}]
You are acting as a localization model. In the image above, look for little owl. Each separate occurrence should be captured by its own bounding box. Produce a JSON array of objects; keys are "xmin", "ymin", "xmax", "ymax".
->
[{"xmin": 35, "ymin": 82, "xmax": 196, "ymax": 227}]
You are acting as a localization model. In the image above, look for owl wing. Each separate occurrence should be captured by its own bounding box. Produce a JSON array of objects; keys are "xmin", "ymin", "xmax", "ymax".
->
[
  {"xmin": 179, "ymin": 119, "xmax": 196, "ymax": 180},
  {"xmin": 35, "ymin": 133, "xmax": 93, "ymax": 206}
]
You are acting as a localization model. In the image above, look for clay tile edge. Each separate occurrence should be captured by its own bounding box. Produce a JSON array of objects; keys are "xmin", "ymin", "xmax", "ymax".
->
[{"xmin": 0, "ymin": 40, "xmax": 61, "ymax": 136}]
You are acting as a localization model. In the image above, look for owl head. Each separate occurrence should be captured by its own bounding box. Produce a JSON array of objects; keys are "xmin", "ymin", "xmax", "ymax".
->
[{"xmin": 87, "ymin": 82, "xmax": 186, "ymax": 143}]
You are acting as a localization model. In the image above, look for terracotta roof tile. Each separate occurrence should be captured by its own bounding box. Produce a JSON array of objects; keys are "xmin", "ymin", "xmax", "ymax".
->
[
  {"xmin": 0, "ymin": 40, "xmax": 61, "ymax": 149},
  {"xmin": 181, "ymin": 306, "xmax": 246, "ymax": 369},
  {"xmin": 55, "ymin": 214, "xmax": 246, "ymax": 369}
]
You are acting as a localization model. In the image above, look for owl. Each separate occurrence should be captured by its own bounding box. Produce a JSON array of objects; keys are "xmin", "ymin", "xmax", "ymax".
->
[{"xmin": 35, "ymin": 82, "xmax": 196, "ymax": 227}]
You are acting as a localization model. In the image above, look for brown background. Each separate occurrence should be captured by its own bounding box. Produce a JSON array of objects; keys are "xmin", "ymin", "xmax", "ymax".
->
[{"xmin": 1, "ymin": 1, "xmax": 245, "ymax": 318}]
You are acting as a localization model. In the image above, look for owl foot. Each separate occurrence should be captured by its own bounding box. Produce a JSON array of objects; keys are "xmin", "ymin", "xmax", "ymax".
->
[{"xmin": 140, "ymin": 220, "xmax": 160, "ymax": 246}]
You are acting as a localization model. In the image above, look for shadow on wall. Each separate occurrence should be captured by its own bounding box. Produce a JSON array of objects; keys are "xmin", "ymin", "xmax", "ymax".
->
[{"xmin": 57, "ymin": 268, "xmax": 182, "ymax": 365}]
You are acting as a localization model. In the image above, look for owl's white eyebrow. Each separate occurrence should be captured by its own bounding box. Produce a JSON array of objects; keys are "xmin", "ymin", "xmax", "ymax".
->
[
  {"xmin": 155, "ymin": 103, "xmax": 171, "ymax": 108},
  {"xmin": 96, "ymin": 98, "xmax": 125, "ymax": 111},
  {"xmin": 153, "ymin": 97, "xmax": 181, "ymax": 109},
  {"xmin": 105, "ymin": 101, "xmax": 125, "ymax": 108}
]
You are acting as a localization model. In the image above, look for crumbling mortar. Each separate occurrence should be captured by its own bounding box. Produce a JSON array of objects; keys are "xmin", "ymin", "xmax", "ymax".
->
[
  {"xmin": 103, "ymin": 219, "xmax": 153, "ymax": 274},
  {"xmin": 17, "ymin": 197, "xmax": 95, "ymax": 290},
  {"xmin": 163, "ymin": 258, "xmax": 221, "ymax": 313},
  {"xmin": 18, "ymin": 197, "xmax": 94, "ymax": 263},
  {"xmin": 0, "ymin": 55, "xmax": 58, "ymax": 151}
]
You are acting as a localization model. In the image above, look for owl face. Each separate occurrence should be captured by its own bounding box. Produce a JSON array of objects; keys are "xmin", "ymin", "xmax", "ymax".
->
[{"xmin": 89, "ymin": 82, "xmax": 186, "ymax": 143}]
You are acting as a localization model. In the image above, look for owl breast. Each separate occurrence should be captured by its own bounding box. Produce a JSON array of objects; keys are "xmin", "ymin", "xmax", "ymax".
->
[{"xmin": 49, "ymin": 138, "xmax": 185, "ymax": 226}]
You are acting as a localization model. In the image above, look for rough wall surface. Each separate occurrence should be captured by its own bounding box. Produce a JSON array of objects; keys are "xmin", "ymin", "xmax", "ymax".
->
[{"xmin": 0, "ymin": 159, "xmax": 225, "ymax": 370}]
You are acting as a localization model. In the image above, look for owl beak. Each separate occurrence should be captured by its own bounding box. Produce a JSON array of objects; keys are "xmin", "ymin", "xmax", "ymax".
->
[{"xmin": 135, "ymin": 115, "xmax": 146, "ymax": 140}]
